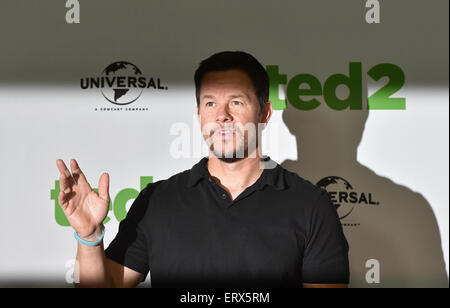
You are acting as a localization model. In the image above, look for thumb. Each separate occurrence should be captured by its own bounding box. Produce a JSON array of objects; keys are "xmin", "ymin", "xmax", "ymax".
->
[{"xmin": 98, "ymin": 172, "xmax": 110, "ymax": 201}]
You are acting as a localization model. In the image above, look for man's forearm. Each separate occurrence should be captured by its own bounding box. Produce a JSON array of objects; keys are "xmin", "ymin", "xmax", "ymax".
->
[{"xmin": 75, "ymin": 241, "xmax": 113, "ymax": 288}]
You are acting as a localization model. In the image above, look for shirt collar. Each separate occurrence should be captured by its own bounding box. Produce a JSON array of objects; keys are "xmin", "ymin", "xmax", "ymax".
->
[
  {"xmin": 186, "ymin": 157, "xmax": 210, "ymax": 187},
  {"xmin": 186, "ymin": 156, "xmax": 286, "ymax": 191}
]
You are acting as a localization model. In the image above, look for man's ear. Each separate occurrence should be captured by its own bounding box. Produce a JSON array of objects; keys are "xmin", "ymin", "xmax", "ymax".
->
[{"xmin": 260, "ymin": 101, "xmax": 273, "ymax": 129}]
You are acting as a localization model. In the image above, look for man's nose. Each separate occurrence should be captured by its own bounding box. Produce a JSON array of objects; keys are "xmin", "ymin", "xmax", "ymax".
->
[{"xmin": 216, "ymin": 103, "xmax": 233, "ymax": 122}]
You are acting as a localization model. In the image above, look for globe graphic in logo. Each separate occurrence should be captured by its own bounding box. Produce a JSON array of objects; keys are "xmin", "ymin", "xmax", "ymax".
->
[
  {"xmin": 317, "ymin": 176, "xmax": 355, "ymax": 220},
  {"xmin": 100, "ymin": 61, "xmax": 144, "ymax": 105}
]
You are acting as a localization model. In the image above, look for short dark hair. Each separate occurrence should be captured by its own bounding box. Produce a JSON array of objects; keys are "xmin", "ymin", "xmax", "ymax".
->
[{"xmin": 194, "ymin": 51, "xmax": 269, "ymax": 110}]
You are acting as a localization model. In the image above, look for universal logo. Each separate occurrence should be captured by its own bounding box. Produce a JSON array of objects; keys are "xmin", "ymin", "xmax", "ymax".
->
[
  {"xmin": 80, "ymin": 61, "xmax": 168, "ymax": 108},
  {"xmin": 317, "ymin": 176, "xmax": 380, "ymax": 227}
]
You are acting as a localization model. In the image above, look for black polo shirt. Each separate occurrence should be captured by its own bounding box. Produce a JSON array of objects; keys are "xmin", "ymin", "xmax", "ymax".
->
[{"xmin": 105, "ymin": 157, "xmax": 349, "ymax": 288}]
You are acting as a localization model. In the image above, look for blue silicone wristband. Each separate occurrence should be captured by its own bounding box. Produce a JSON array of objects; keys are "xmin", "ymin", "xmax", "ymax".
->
[{"xmin": 74, "ymin": 226, "xmax": 105, "ymax": 246}]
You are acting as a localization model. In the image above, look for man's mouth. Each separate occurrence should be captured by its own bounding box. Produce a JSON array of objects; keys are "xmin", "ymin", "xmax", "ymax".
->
[{"xmin": 216, "ymin": 129, "xmax": 235, "ymax": 136}]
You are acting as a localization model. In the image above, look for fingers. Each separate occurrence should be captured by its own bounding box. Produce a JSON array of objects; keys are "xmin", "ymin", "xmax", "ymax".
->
[
  {"xmin": 59, "ymin": 172, "xmax": 73, "ymax": 194},
  {"xmin": 58, "ymin": 191, "xmax": 68, "ymax": 209},
  {"xmin": 70, "ymin": 159, "xmax": 89, "ymax": 186},
  {"xmin": 56, "ymin": 159, "xmax": 71, "ymax": 178},
  {"xmin": 98, "ymin": 173, "xmax": 110, "ymax": 201},
  {"xmin": 57, "ymin": 159, "xmax": 74, "ymax": 192},
  {"xmin": 58, "ymin": 190, "xmax": 76, "ymax": 216},
  {"xmin": 56, "ymin": 159, "xmax": 108, "ymax": 202}
]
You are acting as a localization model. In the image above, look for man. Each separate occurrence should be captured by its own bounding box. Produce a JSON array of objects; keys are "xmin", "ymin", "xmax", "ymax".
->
[{"xmin": 56, "ymin": 51, "xmax": 349, "ymax": 288}]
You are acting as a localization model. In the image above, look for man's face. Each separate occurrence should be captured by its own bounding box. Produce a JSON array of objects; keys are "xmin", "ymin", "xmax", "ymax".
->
[{"xmin": 197, "ymin": 69, "xmax": 268, "ymax": 161}]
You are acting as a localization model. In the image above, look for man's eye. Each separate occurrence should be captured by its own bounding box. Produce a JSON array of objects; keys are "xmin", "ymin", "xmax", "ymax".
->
[
  {"xmin": 206, "ymin": 102, "xmax": 215, "ymax": 107},
  {"xmin": 232, "ymin": 101, "xmax": 243, "ymax": 106}
]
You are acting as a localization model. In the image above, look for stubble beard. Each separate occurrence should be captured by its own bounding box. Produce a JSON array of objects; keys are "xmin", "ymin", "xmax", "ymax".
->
[{"xmin": 210, "ymin": 126, "xmax": 258, "ymax": 163}]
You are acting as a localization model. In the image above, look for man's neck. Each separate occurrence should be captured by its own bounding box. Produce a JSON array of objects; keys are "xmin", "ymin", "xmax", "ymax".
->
[{"xmin": 206, "ymin": 153, "xmax": 265, "ymax": 200}]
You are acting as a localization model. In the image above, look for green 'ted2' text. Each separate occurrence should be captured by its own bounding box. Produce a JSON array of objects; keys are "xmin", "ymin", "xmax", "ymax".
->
[{"xmin": 267, "ymin": 62, "xmax": 406, "ymax": 111}]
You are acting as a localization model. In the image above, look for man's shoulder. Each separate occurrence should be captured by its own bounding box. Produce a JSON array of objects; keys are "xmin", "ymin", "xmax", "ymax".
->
[
  {"xmin": 140, "ymin": 166, "xmax": 193, "ymax": 196},
  {"xmin": 278, "ymin": 164, "xmax": 329, "ymax": 202}
]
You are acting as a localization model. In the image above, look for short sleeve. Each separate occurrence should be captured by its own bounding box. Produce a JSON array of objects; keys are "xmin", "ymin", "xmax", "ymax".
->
[
  {"xmin": 105, "ymin": 183, "xmax": 155, "ymax": 276},
  {"xmin": 302, "ymin": 189, "xmax": 350, "ymax": 284}
]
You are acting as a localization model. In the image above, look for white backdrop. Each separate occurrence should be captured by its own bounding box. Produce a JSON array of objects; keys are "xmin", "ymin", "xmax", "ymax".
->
[{"xmin": 0, "ymin": 0, "xmax": 448, "ymax": 287}]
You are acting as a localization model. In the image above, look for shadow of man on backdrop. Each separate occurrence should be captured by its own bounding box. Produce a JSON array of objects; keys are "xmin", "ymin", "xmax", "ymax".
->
[{"xmin": 280, "ymin": 103, "xmax": 448, "ymax": 287}]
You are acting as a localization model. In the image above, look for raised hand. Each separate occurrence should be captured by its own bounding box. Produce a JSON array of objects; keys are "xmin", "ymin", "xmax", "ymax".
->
[{"xmin": 56, "ymin": 159, "xmax": 110, "ymax": 240}]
